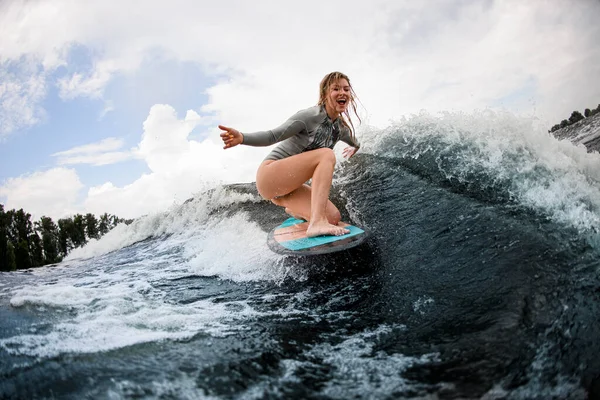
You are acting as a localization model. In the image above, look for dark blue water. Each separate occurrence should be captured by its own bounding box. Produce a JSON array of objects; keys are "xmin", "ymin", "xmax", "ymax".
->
[{"xmin": 2, "ymin": 111, "xmax": 599, "ymax": 399}]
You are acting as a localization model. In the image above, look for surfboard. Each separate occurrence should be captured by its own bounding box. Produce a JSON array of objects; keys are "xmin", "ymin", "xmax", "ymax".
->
[{"xmin": 267, "ymin": 217, "xmax": 368, "ymax": 256}]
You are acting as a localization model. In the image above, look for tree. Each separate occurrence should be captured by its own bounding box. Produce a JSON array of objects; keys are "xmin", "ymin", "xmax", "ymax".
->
[
  {"xmin": 6, "ymin": 242, "xmax": 16, "ymax": 271},
  {"xmin": 15, "ymin": 239, "xmax": 31, "ymax": 270},
  {"xmin": 5, "ymin": 209, "xmax": 35, "ymax": 270},
  {"xmin": 549, "ymin": 103, "xmax": 600, "ymax": 132},
  {"xmin": 12, "ymin": 209, "xmax": 33, "ymax": 244},
  {"xmin": 568, "ymin": 111, "xmax": 584, "ymax": 125},
  {"xmin": 98, "ymin": 213, "xmax": 110, "ymax": 235},
  {"xmin": 2, "ymin": 208, "xmax": 127, "ymax": 270},
  {"xmin": 549, "ymin": 124, "xmax": 561, "ymax": 133},
  {"xmin": 111, "ymin": 214, "xmax": 120, "ymax": 228},
  {"xmin": 37, "ymin": 216, "xmax": 60, "ymax": 264},
  {"xmin": 29, "ymin": 233, "xmax": 44, "ymax": 267},
  {"xmin": 71, "ymin": 214, "xmax": 87, "ymax": 247},
  {"xmin": 0, "ymin": 205, "xmax": 8, "ymax": 272},
  {"xmin": 85, "ymin": 213, "xmax": 99, "ymax": 240},
  {"xmin": 58, "ymin": 217, "xmax": 75, "ymax": 257}
]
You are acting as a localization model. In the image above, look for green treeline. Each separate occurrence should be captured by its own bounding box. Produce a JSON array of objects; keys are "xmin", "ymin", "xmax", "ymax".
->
[
  {"xmin": 0, "ymin": 204, "xmax": 131, "ymax": 272},
  {"xmin": 549, "ymin": 103, "xmax": 600, "ymax": 133}
]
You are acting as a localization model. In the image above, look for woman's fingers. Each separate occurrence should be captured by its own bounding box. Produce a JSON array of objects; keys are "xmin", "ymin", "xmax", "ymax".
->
[
  {"xmin": 219, "ymin": 125, "xmax": 240, "ymax": 149},
  {"xmin": 343, "ymin": 146, "xmax": 357, "ymax": 158},
  {"xmin": 219, "ymin": 126, "xmax": 237, "ymax": 138}
]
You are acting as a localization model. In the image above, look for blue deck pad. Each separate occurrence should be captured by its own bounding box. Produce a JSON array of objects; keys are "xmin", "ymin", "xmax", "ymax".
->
[{"xmin": 280, "ymin": 225, "xmax": 365, "ymax": 251}]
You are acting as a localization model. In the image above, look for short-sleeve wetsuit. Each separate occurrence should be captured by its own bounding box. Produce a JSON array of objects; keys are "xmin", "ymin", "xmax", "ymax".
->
[{"xmin": 241, "ymin": 105, "xmax": 360, "ymax": 161}]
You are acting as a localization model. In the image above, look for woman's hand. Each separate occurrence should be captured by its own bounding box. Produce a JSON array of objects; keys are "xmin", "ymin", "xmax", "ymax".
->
[
  {"xmin": 219, "ymin": 125, "xmax": 244, "ymax": 149},
  {"xmin": 342, "ymin": 146, "xmax": 358, "ymax": 159}
]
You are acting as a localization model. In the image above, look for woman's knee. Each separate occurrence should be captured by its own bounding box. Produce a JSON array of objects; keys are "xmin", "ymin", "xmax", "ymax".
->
[
  {"xmin": 255, "ymin": 164, "xmax": 274, "ymax": 200},
  {"xmin": 255, "ymin": 181, "xmax": 270, "ymax": 200},
  {"xmin": 314, "ymin": 148, "xmax": 336, "ymax": 165},
  {"xmin": 255, "ymin": 180, "xmax": 276, "ymax": 201}
]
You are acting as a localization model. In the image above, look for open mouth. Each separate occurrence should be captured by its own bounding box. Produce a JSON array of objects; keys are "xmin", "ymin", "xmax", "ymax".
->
[{"xmin": 337, "ymin": 98, "xmax": 347, "ymax": 106}]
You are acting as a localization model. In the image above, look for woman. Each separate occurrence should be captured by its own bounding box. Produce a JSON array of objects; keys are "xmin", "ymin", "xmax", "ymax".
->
[{"xmin": 219, "ymin": 72, "xmax": 361, "ymax": 237}]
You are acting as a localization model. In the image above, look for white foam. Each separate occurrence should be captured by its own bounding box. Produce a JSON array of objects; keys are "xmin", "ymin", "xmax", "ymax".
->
[
  {"xmin": 1, "ymin": 210, "xmax": 309, "ymax": 360},
  {"xmin": 318, "ymin": 328, "xmax": 439, "ymax": 398},
  {"xmin": 413, "ymin": 296, "xmax": 435, "ymax": 315},
  {"xmin": 106, "ymin": 376, "xmax": 220, "ymax": 400},
  {"xmin": 10, "ymin": 284, "xmax": 108, "ymax": 308},
  {"xmin": 268, "ymin": 325, "xmax": 439, "ymax": 399},
  {"xmin": 66, "ymin": 186, "xmax": 261, "ymax": 261},
  {"xmin": 366, "ymin": 110, "xmax": 600, "ymax": 233},
  {"xmin": 183, "ymin": 212, "xmax": 299, "ymax": 283},
  {"xmin": 2, "ymin": 297, "xmax": 255, "ymax": 359},
  {"xmin": 1, "ymin": 267, "xmax": 259, "ymax": 359}
]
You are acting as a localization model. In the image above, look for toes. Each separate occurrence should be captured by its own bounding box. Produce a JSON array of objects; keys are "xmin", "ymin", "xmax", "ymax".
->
[{"xmin": 335, "ymin": 228, "xmax": 349, "ymax": 236}]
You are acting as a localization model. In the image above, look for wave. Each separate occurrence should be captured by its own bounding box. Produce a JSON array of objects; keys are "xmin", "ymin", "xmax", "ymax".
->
[
  {"xmin": 359, "ymin": 109, "xmax": 600, "ymax": 233},
  {"xmin": 3, "ymin": 110, "xmax": 600, "ymax": 398},
  {"xmin": 60, "ymin": 109, "xmax": 600, "ymax": 270},
  {"xmin": 65, "ymin": 185, "xmax": 261, "ymax": 260}
]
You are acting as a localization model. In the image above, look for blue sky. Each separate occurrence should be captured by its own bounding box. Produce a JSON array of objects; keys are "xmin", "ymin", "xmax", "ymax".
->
[
  {"xmin": 1, "ymin": 53, "xmax": 214, "ymax": 185},
  {"xmin": 1, "ymin": 0, "xmax": 599, "ymax": 220}
]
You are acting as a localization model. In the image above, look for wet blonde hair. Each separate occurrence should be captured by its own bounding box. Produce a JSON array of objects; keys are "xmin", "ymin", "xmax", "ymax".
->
[{"xmin": 317, "ymin": 71, "xmax": 361, "ymax": 139}]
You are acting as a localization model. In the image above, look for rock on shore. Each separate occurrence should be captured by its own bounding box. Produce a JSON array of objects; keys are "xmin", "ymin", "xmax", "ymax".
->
[{"xmin": 552, "ymin": 112, "xmax": 600, "ymax": 153}]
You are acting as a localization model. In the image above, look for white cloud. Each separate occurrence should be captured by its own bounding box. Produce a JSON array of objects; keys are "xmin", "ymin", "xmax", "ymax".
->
[
  {"xmin": 1, "ymin": 0, "xmax": 600, "ymax": 218},
  {"xmin": 0, "ymin": 1, "xmax": 70, "ymax": 68},
  {"xmin": 0, "ymin": 103, "xmax": 262, "ymax": 220},
  {"xmin": 54, "ymin": 137, "xmax": 124, "ymax": 156},
  {"xmin": 0, "ymin": 168, "xmax": 83, "ymax": 220},
  {"xmin": 135, "ymin": 105, "xmax": 201, "ymax": 174},
  {"xmin": 98, "ymin": 100, "xmax": 114, "ymax": 120},
  {"xmin": 1, "ymin": 0, "xmax": 598, "ymax": 136},
  {"xmin": 84, "ymin": 104, "xmax": 263, "ymax": 218},
  {"xmin": 57, "ymin": 65, "xmax": 112, "ymax": 100},
  {"xmin": 0, "ymin": 61, "xmax": 47, "ymax": 139},
  {"xmin": 51, "ymin": 137, "xmax": 132, "ymax": 166},
  {"xmin": 54, "ymin": 151, "xmax": 132, "ymax": 167}
]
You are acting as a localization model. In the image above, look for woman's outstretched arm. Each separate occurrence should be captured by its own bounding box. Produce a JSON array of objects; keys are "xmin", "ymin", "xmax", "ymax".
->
[{"xmin": 219, "ymin": 118, "xmax": 305, "ymax": 150}]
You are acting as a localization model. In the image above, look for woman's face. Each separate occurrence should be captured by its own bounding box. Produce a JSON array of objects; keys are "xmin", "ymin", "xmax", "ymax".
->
[{"xmin": 326, "ymin": 78, "xmax": 351, "ymax": 116}]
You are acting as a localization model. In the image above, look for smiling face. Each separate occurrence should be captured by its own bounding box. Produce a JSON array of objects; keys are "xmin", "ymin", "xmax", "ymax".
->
[
  {"xmin": 324, "ymin": 78, "xmax": 351, "ymax": 119},
  {"xmin": 317, "ymin": 72, "xmax": 361, "ymax": 136}
]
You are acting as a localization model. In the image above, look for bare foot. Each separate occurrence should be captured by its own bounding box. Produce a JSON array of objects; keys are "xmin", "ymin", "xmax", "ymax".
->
[{"xmin": 306, "ymin": 220, "xmax": 350, "ymax": 237}]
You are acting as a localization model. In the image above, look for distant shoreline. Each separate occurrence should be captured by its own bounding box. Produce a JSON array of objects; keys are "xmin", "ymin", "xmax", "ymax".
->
[{"xmin": 551, "ymin": 112, "xmax": 600, "ymax": 154}]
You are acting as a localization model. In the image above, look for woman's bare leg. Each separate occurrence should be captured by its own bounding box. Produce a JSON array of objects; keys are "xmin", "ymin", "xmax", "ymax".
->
[
  {"xmin": 272, "ymin": 184, "xmax": 342, "ymax": 225},
  {"xmin": 256, "ymin": 148, "xmax": 349, "ymax": 237}
]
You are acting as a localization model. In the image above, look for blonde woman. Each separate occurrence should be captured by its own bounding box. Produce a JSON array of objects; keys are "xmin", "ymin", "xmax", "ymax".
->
[{"xmin": 219, "ymin": 72, "xmax": 361, "ymax": 237}]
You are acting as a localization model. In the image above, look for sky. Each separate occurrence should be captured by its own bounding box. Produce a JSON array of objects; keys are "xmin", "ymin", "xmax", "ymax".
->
[{"xmin": 1, "ymin": 0, "xmax": 599, "ymax": 220}]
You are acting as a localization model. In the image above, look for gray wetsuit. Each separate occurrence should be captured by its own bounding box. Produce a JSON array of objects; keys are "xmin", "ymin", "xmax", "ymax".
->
[{"xmin": 241, "ymin": 105, "xmax": 360, "ymax": 161}]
